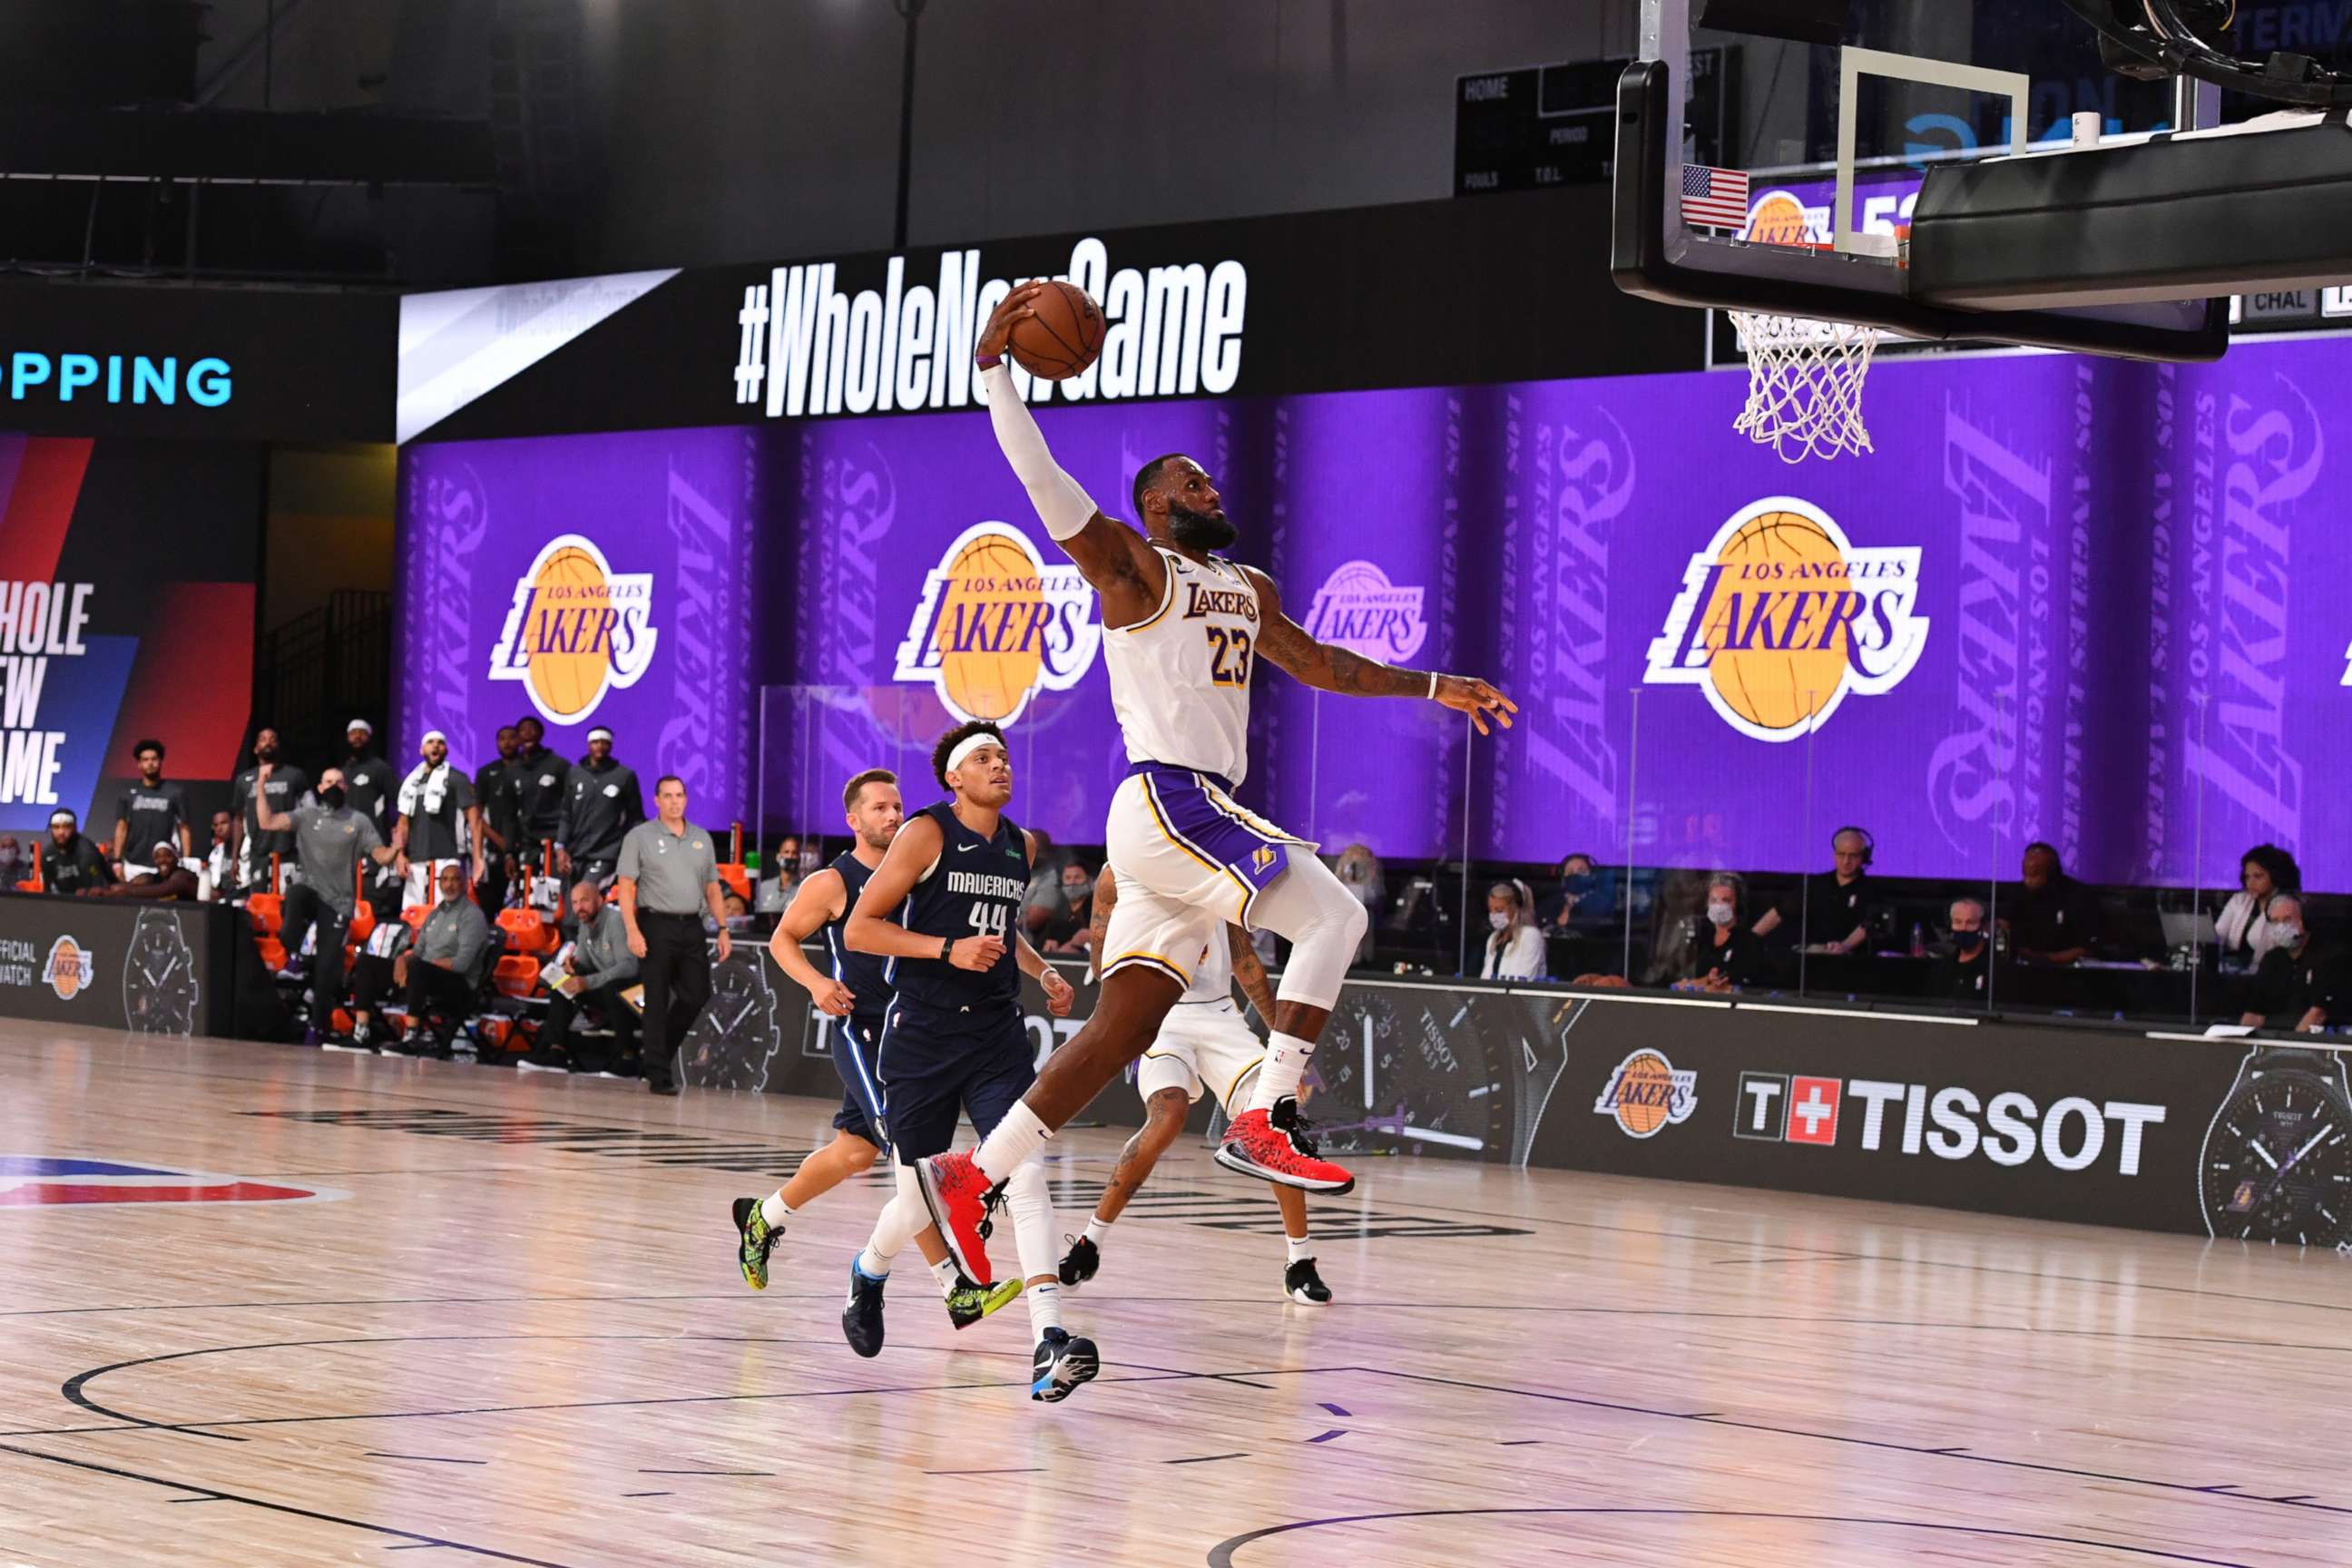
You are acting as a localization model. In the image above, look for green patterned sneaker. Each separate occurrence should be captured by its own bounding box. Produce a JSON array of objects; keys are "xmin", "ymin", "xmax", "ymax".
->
[
  {"xmin": 731, "ymin": 1198, "xmax": 779, "ymax": 1290},
  {"xmin": 945, "ymin": 1272, "xmax": 1023, "ymax": 1330}
]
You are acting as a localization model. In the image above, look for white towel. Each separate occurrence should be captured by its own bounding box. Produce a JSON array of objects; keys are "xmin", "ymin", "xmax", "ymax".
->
[{"xmin": 397, "ymin": 760, "xmax": 451, "ymax": 818}]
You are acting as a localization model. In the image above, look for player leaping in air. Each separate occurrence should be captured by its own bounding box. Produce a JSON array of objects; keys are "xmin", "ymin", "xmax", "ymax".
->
[{"xmin": 916, "ymin": 283, "xmax": 1515, "ymax": 1289}]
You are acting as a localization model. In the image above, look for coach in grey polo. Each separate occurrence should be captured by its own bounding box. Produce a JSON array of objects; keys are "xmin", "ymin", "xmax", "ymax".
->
[{"xmin": 614, "ymin": 776, "xmax": 733, "ymax": 1095}]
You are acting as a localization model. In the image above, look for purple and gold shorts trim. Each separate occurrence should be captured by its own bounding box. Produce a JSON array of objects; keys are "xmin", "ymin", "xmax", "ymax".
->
[{"xmin": 1128, "ymin": 761, "xmax": 1306, "ymax": 925}]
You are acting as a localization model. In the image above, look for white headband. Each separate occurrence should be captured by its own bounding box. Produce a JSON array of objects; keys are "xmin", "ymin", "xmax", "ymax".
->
[
  {"xmin": 586, "ymin": 727, "xmax": 613, "ymax": 743},
  {"xmin": 348, "ymin": 719, "xmax": 373, "ymax": 736},
  {"xmin": 420, "ymin": 730, "xmax": 447, "ymax": 748},
  {"xmin": 49, "ymin": 810, "xmax": 74, "ymax": 827},
  {"xmin": 944, "ymin": 731, "xmax": 1003, "ymax": 779}
]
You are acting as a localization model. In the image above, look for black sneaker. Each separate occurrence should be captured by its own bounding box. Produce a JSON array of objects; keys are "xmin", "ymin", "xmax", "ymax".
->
[
  {"xmin": 733, "ymin": 1198, "xmax": 779, "ymax": 1291},
  {"xmin": 1284, "ymin": 1257, "xmax": 1333, "ymax": 1305},
  {"xmin": 1030, "ymin": 1327, "xmax": 1100, "ymax": 1403},
  {"xmin": 842, "ymin": 1259, "xmax": 886, "ymax": 1357},
  {"xmin": 1057, "ymin": 1234, "xmax": 1100, "ymax": 1289},
  {"xmin": 1271, "ymin": 1096, "xmax": 1323, "ymax": 1158}
]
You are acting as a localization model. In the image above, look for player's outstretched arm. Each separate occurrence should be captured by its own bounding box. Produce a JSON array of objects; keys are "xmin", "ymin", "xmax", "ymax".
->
[
  {"xmin": 975, "ymin": 284, "xmax": 1164, "ymax": 628},
  {"xmin": 1240, "ymin": 564, "xmax": 1520, "ymax": 735},
  {"xmin": 766, "ymin": 867, "xmax": 858, "ymax": 1015}
]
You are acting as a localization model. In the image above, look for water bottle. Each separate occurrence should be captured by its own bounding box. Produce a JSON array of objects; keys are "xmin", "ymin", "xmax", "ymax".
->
[{"xmin": 1910, "ymin": 921, "xmax": 1926, "ymax": 958}]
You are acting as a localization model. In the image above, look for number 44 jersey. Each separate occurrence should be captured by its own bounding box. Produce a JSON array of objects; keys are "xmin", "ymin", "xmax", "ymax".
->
[
  {"xmin": 892, "ymin": 800, "xmax": 1032, "ymax": 1027},
  {"xmin": 1102, "ymin": 546, "xmax": 1257, "ymax": 786}
]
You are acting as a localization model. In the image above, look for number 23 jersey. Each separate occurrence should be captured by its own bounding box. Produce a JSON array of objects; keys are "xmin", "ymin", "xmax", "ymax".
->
[
  {"xmin": 1102, "ymin": 546, "xmax": 1257, "ymax": 787},
  {"xmin": 892, "ymin": 801, "xmax": 1031, "ymax": 1024}
]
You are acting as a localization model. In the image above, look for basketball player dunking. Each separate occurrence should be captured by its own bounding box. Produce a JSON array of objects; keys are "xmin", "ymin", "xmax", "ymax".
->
[
  {"xmin": 842, "ymin": 721, "xmax": 1097, "ymax": 1402},
  {"xmin": 729, "ymin": 767, "xmax": 1023, "ymax": 1335},
  {"xmin": 916, "ymin": 285, "xmax": 1516, "ymax": 1289}
]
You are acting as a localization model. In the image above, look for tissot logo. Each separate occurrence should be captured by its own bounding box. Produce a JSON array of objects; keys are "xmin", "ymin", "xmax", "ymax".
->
[
  {"xmin": 1736, "ymin": 1070, "xmax": 2166, "ymax": 1175},
  {"xmin": 733, "ymin": 236, "xmax": 1247, "ymax": 418}
]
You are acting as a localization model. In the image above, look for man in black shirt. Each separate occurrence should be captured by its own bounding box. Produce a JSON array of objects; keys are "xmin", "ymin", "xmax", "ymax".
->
[
  {"xmin": 1753, "ymin": 826, "xmax": 1877, "ymax": 955},
  {"xmin": 555, "ymin": 725, "xmax": 643, "ymax": 888},
  {"xmin": 2007, "ymin": 841, "xmax": 2101, "ymax": 965},
  {"xmin": 2239, "ymin": 894, "xmax": 2337, "ymax": 1033},
  {"xmin": 1931, "ymin": 897, "xmax": 1992, "ymax": 1004},
  {"xmin": 229, "ymin": 727, "xmax": 309, "ymax": 891},
  {"xmin": 39, "ymin": 808, "xmax": 113, "ymax": 895},
  {"xmin": 338, "ymin": 720, "xmax": 394, "ymax": 830},
  {"xmin": 505, "ymin": 716, "xmax": 570, "ymax": 875},
  {"xmin": 475, "ymin": 724, "xmax": 522, "ymax": 910},
  {"xmin": 111, "ymin": 738, "xmax": 191, "ymax": 872},
  {"xmin": 393, "ymin": 730, "xmax": 483, "ymax": 906}
]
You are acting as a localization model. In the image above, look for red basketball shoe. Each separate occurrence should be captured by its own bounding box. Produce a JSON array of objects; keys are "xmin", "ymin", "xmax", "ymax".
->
[
  {"xmin": 1215, "ymin": 1108, "xmax": 1356, "ymax": 1193},
  {"xmin": 916, "ymin": 1150, "xmax": 1002, "ymax": 1286}
]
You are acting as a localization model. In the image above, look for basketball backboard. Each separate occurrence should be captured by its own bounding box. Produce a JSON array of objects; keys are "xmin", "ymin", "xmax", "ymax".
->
[{"xmin": 1607, "ymin": 0, "xmax": 2321, "ymax": 362}]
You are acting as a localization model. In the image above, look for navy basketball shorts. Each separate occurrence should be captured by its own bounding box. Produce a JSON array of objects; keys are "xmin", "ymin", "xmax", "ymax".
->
[
  {"xmin": 875, "ymin": 1004, "xmax": 1037, "ymax": 1167},
  {"xmin": 831, "ymin": 1014, "xmax": 889, "ymax": 1147}
]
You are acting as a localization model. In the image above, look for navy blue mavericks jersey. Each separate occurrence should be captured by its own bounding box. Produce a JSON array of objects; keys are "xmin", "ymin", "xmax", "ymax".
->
[
  {"xmin": 892, "ymin": 802, "xmax": 1030, "ymax": 1023},
  {"xmin": 823, "ymin": 850, "xmax": 897, "ymax": 1025}
]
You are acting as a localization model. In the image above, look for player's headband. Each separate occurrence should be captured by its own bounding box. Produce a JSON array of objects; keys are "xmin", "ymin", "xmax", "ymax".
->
[
  {"xmin": 420, "ymin": 730, "xmax": 448, "ymax": 748},
  {"xmin": 586, "ymin": 727, "xmax": 613, "ymax": 743},
  {"xmin": 944, "ymin": 732, "xmax": 1003, "ymax": 778}
]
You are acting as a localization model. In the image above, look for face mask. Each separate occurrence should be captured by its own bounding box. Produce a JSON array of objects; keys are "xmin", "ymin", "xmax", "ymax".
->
[
  {"xmin": 319, "ymin": 786, "xmax": 347, "ymax": 809},
  {"xmin": 2275, "ymin": 924, "xmax": 2304, "ymax": 946},
  {"xmin": 1488, "ymin": 910, "xmax": 1513, "ymax": 932},
  {"xmin": 1706, "ymin": 901, "xmax": 1735, "ymax": 926}
]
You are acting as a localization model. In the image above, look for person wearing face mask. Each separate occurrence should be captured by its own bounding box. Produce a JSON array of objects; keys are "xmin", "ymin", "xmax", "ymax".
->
[
  {"xmin": 1041, "ymin": 862, "xmax": 1098, "ymax": 956},
  {"xmin": 2239, "ymin": 893, "xmax": 2338, "ymax": 1034},
  {"xmin": 1930, "ymin": 897, "xmax": 1992, "ymax": 1003},
  {"xmin": 1542, "ymin": 853, "xmax": 1615, "ymax": 930},
  {"xmin": 0, "ymin": 834, "xmax": 28, "ymax": 888},
  {"xmin": 253, "ymin": 762, "xmax": 400, "ymax": 1047},
  {"xmin": 229, "ymin": 727, "xmax": 309, "ymax": 891},
  {"xmin": 1672, "ymin": 874, "xmax": 1767, "ymax": 994},
  {"xmin": 1479, "ymin": 880, "xmax": 1547, "ymax": 980}
]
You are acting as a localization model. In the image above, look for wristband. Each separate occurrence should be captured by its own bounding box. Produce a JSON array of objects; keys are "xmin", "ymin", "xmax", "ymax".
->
[
  {"xmin": 1426, "ymin": 671, "xmax": 1439, "ymax": 700},
  {"xmin": 940, "ymin": 935, "xmax": 953, "ymax": 962},
  {"xmin": 975, "ymin": 351, "xmax": 1004, "ymax": 370}
]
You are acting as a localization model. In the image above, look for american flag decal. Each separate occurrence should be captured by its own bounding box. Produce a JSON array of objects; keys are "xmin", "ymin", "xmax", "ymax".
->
[{"xmin": 1681, "ymin": 164, "xmax": 1751, "ymax": 230}]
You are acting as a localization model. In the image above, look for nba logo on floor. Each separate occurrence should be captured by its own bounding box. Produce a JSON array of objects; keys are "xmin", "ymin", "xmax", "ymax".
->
[{"xmin": 0, "ymin": 1157, "xmax": 342, "ymax": 1207}]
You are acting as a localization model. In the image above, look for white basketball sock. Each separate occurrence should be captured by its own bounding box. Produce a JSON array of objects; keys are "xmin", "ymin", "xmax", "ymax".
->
[
  {"xmin": 1286, "ymin": 1233, "xmax": 1314, "ymax": 1264},
  {"xmin": 1027, "ymin": 1280, "xmax": 1064, "ymax": 1338},
  {"xmin": 930, "ymin": 1257, "xmax": 960, "ymax": 1296},
  {"xmin": 1249, "ymin": 1033, "xmax": 1313, "ymax": 1113},
  {"xmin": 1083, "ymin": 1214, "xmax": 1113, "ymax": 1250},
  {"xmin": 760, "ymin": 1191, "xmax": 791, "ymax": 1230},
  {"xmin": 856, "ymin": 1246, "xmax": 892, "ymax": 1280},
  {"xmin": 974, "ymin": 1100, "xmax": 1052, "ymax": 1184}
]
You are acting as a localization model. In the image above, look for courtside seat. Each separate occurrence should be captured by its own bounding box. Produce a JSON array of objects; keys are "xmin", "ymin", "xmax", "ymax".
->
[
  {"xmin": 14, "ymin": 878, "xmax": 38, "ymax": 894},
  {"xmin": 496, "ymin": 905, "xmax": 559, "ymax": 956},
  {"xmin": 246, "ymin": 891, "xmax": 284, "ymax": 936},
  {"xmin": 718, "ymin": 863, "xmax": 751, "ymax": 905}
]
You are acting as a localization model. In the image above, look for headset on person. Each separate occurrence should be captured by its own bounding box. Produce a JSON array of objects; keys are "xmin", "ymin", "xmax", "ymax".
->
[{"xmin": 1831, "ymin": 825, "xmax": 1875, "ymax": 868}]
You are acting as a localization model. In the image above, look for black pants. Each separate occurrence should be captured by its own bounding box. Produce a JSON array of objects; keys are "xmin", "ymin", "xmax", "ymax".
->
[
  {"xmin": 349, "ymin": 952, "xmax": 399, "ymax": 1018},
  {"xmin": 541, "ymin": 978, "xmax": 639, "ymax": 1068},
  {"xmin": 279, "ymin": 883, "xmax": 349, "ymax": 1024},
  {"xmin": 638, "ymin": 911, "xmax": 710, "ymax": 1090},
  {"xmin": 405, "ymin": 960, "xmax": 477, "ymax": 1035}
]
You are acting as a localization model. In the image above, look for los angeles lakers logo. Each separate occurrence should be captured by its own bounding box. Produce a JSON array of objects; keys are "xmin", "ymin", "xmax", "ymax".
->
[
  {"xmin": 1741, "ymin": 189, "xmax": 1819, "ymax": 247},
  {"xmin": 1302, "ymin": 560, "xmax": 1427, "ymax": 662},
  {"xmin": 1592, "ymin": 1049, "xmax": 1696, "ymax": 1140},
  {"xmin": 44, "ymin": 936, "xmax": 93, "ymax": 1001},
  {"xmin": 1644, "ymin": 497, "xmax": 1928, "ymax": 742},
  {"xmin": 488, "ymin": 534, "xmax": 659, "ymax": 726},
  {"xmin": 1251, "ymin": 846, "xmax": 1278, "ymax": 873},
  {"xmin": 893, "ymin": 522, "xmax": 1100, "ymax": 724}
]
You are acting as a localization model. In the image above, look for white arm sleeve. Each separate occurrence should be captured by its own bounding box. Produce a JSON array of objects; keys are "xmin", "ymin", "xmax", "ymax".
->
[{"xmin": 980, "ymin": 362, "xmax": 1099, "ymax": 541}]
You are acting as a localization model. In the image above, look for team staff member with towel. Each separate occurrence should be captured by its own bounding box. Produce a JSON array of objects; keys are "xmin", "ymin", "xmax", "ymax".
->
[
  {"xmin": 392, "ymin": 730, "xmax": 483, "ymax": 906},
  {"xmin": 614, "ymin": 775, "xmax": 732, "ymax": 1096},
  {"xmin": 555, "ymin": 726, "xmax": 643, "ymax": 889}
]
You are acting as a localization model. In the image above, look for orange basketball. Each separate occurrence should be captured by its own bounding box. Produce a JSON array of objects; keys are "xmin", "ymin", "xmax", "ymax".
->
[
  {"xmin": 1008, "ymin": 281, "xmax": 1106, "ymax": 381},
  {"xmin": 528, "ymin": 545, "xmax": 612, "ymax": 720},
  {"xmin": 933, "ymin": 533, "xmax": 1044, "ymax": 720},
  {"xmin": 1694, "ymin": 511, "xmax": 1848, "ymax": 735}
]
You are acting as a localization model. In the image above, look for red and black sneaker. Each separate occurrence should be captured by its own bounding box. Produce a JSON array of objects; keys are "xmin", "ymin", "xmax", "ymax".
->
[
  {"xmin": 916, "ymin": 1150, "xmax": 1002, "ymax": 1286},
  {"xmin": 1215, "ymin": 1107, "xmax": 1356, "ymax": 1193}
]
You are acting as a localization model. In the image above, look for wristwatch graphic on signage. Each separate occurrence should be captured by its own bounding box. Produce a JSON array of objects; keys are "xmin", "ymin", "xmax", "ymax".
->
[{"xmin": 2198, "ymin": 1044, "xmax": 2352, "ymax": 1248}]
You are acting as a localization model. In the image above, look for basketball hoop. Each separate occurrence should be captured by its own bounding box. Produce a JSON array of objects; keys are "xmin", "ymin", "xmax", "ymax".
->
[{"xmin": 1727, "ymin": 310, "xmax": 1880, "ymax": 464}]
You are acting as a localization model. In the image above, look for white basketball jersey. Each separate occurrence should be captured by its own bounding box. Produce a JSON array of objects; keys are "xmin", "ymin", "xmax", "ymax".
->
[
  {"xmin": 1179, "ymin": 924, "xmax": 1234, "ymax": 1006},
  {"xmin": 1102, "ymin": 547, "xmax": 1257, "ymax": 787}
]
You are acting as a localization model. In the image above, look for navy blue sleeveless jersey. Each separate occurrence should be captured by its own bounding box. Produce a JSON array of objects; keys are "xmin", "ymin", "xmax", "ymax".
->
[
  {"xmin": 891, "ymin": 802, "xmax": 1029, "ymax": 1024},
  {"xmin": 822, "ymin": 850, "xmax": 896, "ymax": 1025}
]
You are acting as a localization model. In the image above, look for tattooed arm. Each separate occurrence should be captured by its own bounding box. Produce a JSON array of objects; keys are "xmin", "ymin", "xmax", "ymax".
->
[
  {"xmin": 1228, "ymin": 923, "xmax": 1278, "ymax": 1025},
  {"xmin": 1240, "ymin": 564, "xmax": 1518, "ymax": 734}
]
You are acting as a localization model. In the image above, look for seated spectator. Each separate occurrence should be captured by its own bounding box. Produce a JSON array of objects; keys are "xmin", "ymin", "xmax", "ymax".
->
[
  {"xmin": 2216, "ymin": 844, "xmax": 2300, "ymax": 967},
  {"xmin": 1931, "ymin": 897, "xmax": 1992, "ymax": 1004},
  {"xmin": 341, "ymin": 916, "xmax": 415, "ymax": 1054},
  {"xmin": 1672, "ymin": 873, "xmax": 1770, "ymax": 993},
  {"xmin": 524, "ymin": 878, "xmax": 641, "ymax": 1073},
  {"xmin": 2006, "ymin": 841, "xmax": 2100, "ymax": 965},
  {"xmin": 1331, "ymin": 844, "xmax": 1386, "ymax": 963},
  {"xmin": 1753, "ymin": 827, "xmax": 1876, "ymax": 954},
  {"xmin": 720, "ymin": 888, "xmax": 753, "ymax": 930},
  {"xmin": 86, "ymin": 842, "xmax": 199, "ymax": 901},
  {"xmin": 38, "ymin": 809, "xmax": 114, "ymax": 895},
  {"xmin": 2239, "ymin": 894, "xmax": 2337, "ymax": 1034},
  {"xmin": 1480, "ymin": 879, "xmax": 1548, "ymax": 980},
  {"xmin": 1041, "ymin": 861, "xmax": 1095, "ymax": 955},
  {"xmin": 1541, "ymin": 853, "xmax": 1615, "ymax": 929},
  {"xmin": 1022, "ymin": 828, "xmax": 1074, "ymax": 935},
  {"xmin": 0, "ymin": 834, "xmax": 27, "ymax": 888},
  {"xmin": 393, "ymin": 863, "xmax": 494, "ymax": 1056}
]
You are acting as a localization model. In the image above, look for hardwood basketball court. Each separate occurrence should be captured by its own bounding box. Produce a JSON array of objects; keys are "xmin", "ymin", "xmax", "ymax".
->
[{"xmin": 1, "ymin": 1019, "xmax": 2344, "ymax": 1566}]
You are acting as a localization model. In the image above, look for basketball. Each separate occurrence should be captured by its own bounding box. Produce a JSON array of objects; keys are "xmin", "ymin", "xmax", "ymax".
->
[
  {"xmin": 527, "ymin": 544, "xmax": 612, "ymax": 720},
  {"xmin": 933, "ymin": 531, "xmax": 1045, "ymax": 720},
  {"xmin": 1007, "ymin": 280, "xmax": 1106, "ymax": 381},
  {"xmin": 1694, "ymin": 509, "xmax": 1849, "ymax": 735}
]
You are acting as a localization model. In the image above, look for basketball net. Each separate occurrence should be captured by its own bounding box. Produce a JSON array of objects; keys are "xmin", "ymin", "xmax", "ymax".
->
[{"xmin": 1728, "ymin": 310, "xmax": 1878, "ymax": 463}]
